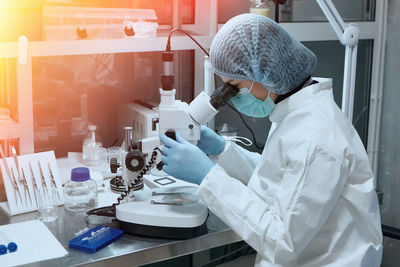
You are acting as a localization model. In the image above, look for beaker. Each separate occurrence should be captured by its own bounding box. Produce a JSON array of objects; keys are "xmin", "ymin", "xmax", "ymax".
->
[{"xmin": 37, "ymin": 188, "xmax": 58, "ymax": 222}]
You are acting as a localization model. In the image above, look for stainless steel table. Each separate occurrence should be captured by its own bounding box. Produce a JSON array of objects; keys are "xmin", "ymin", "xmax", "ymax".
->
[{"xmin": 0, "ymin": 206, "xmax": 241, "ymax": 266}]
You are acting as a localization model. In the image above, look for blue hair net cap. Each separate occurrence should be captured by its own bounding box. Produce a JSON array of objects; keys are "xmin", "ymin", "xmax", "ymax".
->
[{"xmin": 210, "ymin": 14, "xmax": 317, "ymax": 95}]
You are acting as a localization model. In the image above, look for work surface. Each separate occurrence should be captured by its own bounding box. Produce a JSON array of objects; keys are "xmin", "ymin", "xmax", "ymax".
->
[{"xmin": 0, "ymin": 206, "xmax": 241, "ymax": 266}]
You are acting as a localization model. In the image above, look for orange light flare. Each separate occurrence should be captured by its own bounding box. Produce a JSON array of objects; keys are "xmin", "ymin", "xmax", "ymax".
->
[{"xmin": 0, "ymin": 0, "xmax": 42, "ymax": 42}]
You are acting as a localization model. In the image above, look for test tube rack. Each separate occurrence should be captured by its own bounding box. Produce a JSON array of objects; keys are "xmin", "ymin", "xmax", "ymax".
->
[
  {"xmin": 0, "ymin": 151, "xmax": 64, "ymax": 216},
  {"xmin": 69, "ymin": 226, "xmax": 124, "ymax": 253}
]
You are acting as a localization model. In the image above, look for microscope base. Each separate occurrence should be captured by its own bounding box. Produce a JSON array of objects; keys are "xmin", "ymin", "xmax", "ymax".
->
[
  {"xmin": 115, "ymin": 186, "xmax": 209, "ymax": 239},
  {"xmin": 118, "ymin": 220, "xmax": 207, "ymax": 239}
]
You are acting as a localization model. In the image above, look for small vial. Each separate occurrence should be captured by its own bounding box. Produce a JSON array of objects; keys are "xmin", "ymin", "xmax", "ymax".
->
[{"xmin": 250, "ymin": 0, "xmax": 271, "ymax": 18}]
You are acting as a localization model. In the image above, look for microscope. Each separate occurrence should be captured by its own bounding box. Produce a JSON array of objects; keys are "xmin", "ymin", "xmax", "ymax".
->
[
  {"xmin": 112, "ymin": 54, "xmax": 239, "ymax": 194},
  {"xmin": 103, "ymin": 30, "xmax": 240, "ymax": 239}
]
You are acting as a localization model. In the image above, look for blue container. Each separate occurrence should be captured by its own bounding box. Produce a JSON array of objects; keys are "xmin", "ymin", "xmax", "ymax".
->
[{"xmin": 69, "ymin": 226, "xmax": 123, "ymax": 253}]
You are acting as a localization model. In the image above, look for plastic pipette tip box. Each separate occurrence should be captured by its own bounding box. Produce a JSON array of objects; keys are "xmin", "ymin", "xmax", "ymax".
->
[{"xmin": 69, "ymin": 226, "xmax": 124, "ymax": 253}]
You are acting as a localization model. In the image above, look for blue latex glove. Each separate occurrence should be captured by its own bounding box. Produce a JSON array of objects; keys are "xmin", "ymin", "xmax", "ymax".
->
[
  {"xmin": 160, "ymin": 132, "xmax": 216, "ymax": 185},
  {"xmin": 196, "ymin": 125, "xmax": 226, "ymax": 156}
]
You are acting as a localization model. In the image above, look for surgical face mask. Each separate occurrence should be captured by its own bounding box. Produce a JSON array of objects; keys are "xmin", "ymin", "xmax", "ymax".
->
[{"xmin": 231, "ymin": 81, "xmax": 276, "ymax": 118}]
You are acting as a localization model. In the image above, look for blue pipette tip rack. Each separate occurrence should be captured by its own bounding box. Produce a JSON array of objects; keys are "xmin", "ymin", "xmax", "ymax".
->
[
  {"xmin": 0, "ymin": 244, "xmax": 7, "ymax": 255},
  {"xmin": 69, "ymin": 226, "xmax": 124, "ymax": 253}
]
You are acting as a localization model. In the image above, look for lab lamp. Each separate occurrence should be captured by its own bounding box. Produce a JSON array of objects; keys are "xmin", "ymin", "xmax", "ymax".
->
[{"xmin": 317, "ymin": 0, "xmax": 359, "ymax": 121}]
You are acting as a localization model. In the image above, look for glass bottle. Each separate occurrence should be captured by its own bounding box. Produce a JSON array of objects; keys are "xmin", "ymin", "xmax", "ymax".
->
[
  {"xmin": 82, "ymin": 124, "xmax": 103, "ymax": 166},
  {"xmin": 64, "ymin": 167, "xmax": 98, "ymax": 212},
  {"xmin": 250, "ymin": 0, "xmax": 271, "ymax": 18}
]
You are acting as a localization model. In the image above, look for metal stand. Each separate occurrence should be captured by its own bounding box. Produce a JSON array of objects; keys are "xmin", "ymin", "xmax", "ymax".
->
[{"xmin": 317, "ymin": 0, "xmax": 360, "ymax": 122}]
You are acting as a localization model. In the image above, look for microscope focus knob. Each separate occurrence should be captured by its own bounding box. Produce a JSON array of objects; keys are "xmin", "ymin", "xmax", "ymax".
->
[
  {"xmin": 165, "ymin": 130, "xmax": 176, "ymax": 140},
  {"xmin": 110, "ymin": 158, "xmax": 120, "ymax": 173},
  {"xmin": 125, "ymin": 150, "xmax": 146, "ymax": 172}
]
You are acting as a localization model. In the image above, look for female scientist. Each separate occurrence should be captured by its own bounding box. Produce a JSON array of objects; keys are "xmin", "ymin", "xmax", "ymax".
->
[{"xmin": 159, "ymin": 14, "xmax": 382, "ymax": 266}]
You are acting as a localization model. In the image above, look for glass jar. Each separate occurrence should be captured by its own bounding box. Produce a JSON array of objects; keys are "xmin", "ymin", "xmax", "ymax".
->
[
  {"xmin": 38, "ymin": 187, "xmax": 59, "ymax": 222},
  {"xmin": 64, "ymin": 167, "xmax": 98, "ymax": 212},
  {"xmin": 250, "ymin": 0, "xmax": 271, "ymax": 18}
]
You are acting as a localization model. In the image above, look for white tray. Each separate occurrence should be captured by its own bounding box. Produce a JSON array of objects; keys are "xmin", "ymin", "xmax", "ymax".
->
[{"xmin": 0, "ymin": 151, "xmax": 64, "ymax": 216}]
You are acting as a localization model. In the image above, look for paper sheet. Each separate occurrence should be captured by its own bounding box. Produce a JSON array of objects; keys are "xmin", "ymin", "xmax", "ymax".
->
[{"xmin": 0, "ymin": 220, "xmax": 68, "ymax": 266}]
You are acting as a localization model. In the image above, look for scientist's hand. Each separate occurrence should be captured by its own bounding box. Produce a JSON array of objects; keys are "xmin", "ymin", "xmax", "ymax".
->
[
  {"xmin": 196, "ymin": 125, "xmax": 225, "ymax": 156},
  {"xmin": 160, "ymin": 132, "xmax": 216, "ymax": 185}
]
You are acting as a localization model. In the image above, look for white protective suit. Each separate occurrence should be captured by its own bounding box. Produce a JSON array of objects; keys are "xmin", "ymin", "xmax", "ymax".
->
[{"xmin": 198, "ymin": 78, "xmax": 383, "ymax": 267}]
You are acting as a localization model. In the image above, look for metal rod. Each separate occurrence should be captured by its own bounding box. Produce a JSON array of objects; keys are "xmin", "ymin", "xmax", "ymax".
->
[
  {"xmin": 38, "ymin": 161, "xmax": 49, "ymax": 199},
  {"xmin": 21, "ymin": 167, "xmax": 33, "ymax": 206},
  {"xmin": 10, "ymin": 144, "xmax": 32, "ymax": 206},
  {"xmin": 275, "ymin": 2, "xmax": 280, "ymax": 23},
  {"xmin": 152, "ymin": 192, "xmax": 187, "ymax": 196},
  {"xmin": 48, "ymin": 162, "xmax": 61, "ymax": 201},
  {"xmin": 28, "ymin": 162, "xmax": 39, "ymax": 207},
  {"xmin": 151, "ymin": 200, "xmax": 183, "ymax": 206},
  {"xmin": 382, "ymin": 224, "xmax": 400, "ymax": 240},
  {"xmin": 124, "ymin": 127, "xmax": 133, "ymax": 152},
  {"xmin": 10, "ymin": 168, "xmax": 22, "ymax": 207},
  {"xmin": 0, "ymin": 144, "xmax": 21, "ymax": 207}
]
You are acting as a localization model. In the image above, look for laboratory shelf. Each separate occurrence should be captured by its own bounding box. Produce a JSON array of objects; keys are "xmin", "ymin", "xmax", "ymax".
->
[
  {"xmin": 0, "ymin": 33, "xmax": 213, "ymax": 58},
  {"xmin": 0, "ymin": 21, "xmax": 378, "ymax": 58},
  {"xmin": 0, "ymin": 123, "xmax": 34, "ymax": 154}
]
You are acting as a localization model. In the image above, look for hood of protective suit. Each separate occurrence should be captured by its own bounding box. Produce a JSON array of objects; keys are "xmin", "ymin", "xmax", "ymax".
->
[{"xmin": 210, "ymin": 13, "xmax": 317, "ymax": 95}]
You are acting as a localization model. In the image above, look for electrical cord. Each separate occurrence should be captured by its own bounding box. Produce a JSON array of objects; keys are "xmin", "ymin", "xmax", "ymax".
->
[
  {"xmin": 226, "ymin": 103, "xmax": 264, "ymax": 150},
  {"xmin": 111, "ymin": 149, "xmax": 157, "ymax": 210},
  {"xmin": 212, "ymin": 74, "xmax": 264, "ymax": 151},
  {"xmin": 86, "ymin": 148, "xmax": 159, "ymax": 217},
  {"xmin": 166, "ymin": 28, "xmax": 209, "ymax": 56}
]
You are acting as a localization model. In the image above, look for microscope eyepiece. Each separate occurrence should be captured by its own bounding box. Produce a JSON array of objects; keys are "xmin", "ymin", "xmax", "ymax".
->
[{"xmin": 209, "ymin": 83, "xmax": 240, "ymax": 110}]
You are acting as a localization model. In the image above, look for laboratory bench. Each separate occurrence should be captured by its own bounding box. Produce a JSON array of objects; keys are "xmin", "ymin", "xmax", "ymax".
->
[{"xmin": 0, "ymin": 206, "xmax": 242, "ymax": 266}]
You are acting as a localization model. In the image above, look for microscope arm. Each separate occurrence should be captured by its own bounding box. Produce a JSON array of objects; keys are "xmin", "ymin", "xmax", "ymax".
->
[{"xmin": 317, "ymin": 0, "xmax": 359, "ymax": 121}]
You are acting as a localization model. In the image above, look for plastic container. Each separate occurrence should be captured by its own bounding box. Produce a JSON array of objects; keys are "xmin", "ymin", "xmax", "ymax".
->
[
  {"xmin": 69, "ymin": 226, "xmax": 123, "ymax": 253},
  {"xmin": 82, "ymin": 125, "xmax": 103, "ymax": 166},
  {"xmin": 41, "ymin": 6, "xmax": 158, "ymax": 40},
  {"xmin": 250, "ymin": 0, "xmax": 271, "ymax": 18},
  {"xmin": 64, "ymin": 167, "xmax": 98, "ymax": 212}
]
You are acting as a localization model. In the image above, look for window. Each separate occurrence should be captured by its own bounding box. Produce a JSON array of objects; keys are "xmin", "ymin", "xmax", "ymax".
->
[
  {"xmin": 32, "ymin": 50, "xmax": 194, "ymax": 157},
  {"xmin": 218, "ymin": 0, "xmax": 375, "ymax": 24}
]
